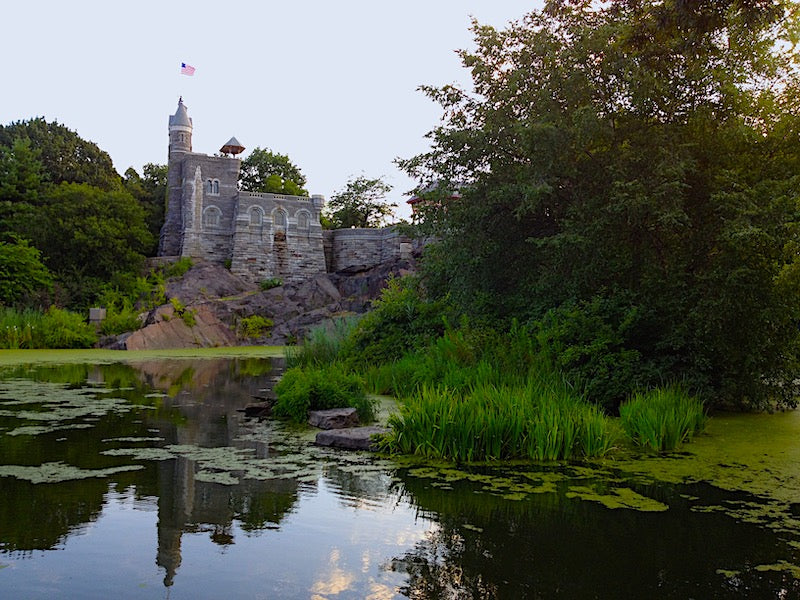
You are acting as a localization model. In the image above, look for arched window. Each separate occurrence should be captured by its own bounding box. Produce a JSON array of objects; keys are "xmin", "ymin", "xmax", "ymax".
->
[
  {"xmin": 296, "ymin": 210, "xmax": 310, "ymax": 230},
  {"xmin": 212, "ymin": 180, "xmax": 219, "ymax": 195},
  {"xmin": 206, "ymin": 179, "xmax": 213, "ymax": 194},
  {"xmin": 274, "ymin": 209, "xmax": 288, "ymax": 229},
  {"xmin": 249, "ymin": 207, "xmax": 263, "ymax": 226},
  {"xmin": 203, "ymin": 206, "xmax": 221, "ymax": 228}
]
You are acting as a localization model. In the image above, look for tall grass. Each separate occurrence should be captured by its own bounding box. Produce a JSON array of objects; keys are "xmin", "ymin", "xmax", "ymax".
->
[
  {"xmin": 285, "ymin": 315, "xmax": 361, "ymax": 368},
  {"xmin": 378, "ymin": 368, "xmax": 616, "ymax": 462},
  {"xmin": 273, "ymin": 365, "xmax": 376, "ymax": 423},
  {"xmin": 619, "ymin": 386, "xmax": 707, "ymax": 452},
  {"xmin": 0, "ymin": 307, "xmax": 97, "ymax": 349}
]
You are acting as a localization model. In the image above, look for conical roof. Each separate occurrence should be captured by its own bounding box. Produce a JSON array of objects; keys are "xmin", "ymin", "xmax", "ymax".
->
[
  {"xmin": 169, "ymin": 98, "xmax": 192, "ymax": 128},
  {"xmin": 220, "ymin": 136, "xmax": 245, "ymax": 156}
]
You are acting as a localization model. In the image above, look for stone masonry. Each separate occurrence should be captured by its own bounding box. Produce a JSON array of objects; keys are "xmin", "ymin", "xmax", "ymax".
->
[{"xmin": 158, "ymin": 99, "xmax": 410, "ymax": 282}]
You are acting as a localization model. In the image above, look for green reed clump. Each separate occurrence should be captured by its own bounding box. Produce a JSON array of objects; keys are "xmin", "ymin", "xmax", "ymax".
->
[
  {"xmin": 273, "ymin": 365, "xmax": 375, "ymax": 423},
  {"xmin": 0, "ymin": 307, "xmax": 97, "ymax": 349},
  {"xmin": 285, "ymin": 316, "xmax": 361, "ymax": 368},
  {"xmin": 619, "ymin": 386, "xmax": 707, "ymax": 452},
  {"xmin": 378, "ymin": 368, "xmax": 616, "ymax": 462}
]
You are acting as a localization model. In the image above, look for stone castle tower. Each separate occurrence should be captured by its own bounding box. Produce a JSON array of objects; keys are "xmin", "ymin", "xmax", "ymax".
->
[{"xmin": 158, "ymin": 99, "xmax": 328, "ymax": 283}]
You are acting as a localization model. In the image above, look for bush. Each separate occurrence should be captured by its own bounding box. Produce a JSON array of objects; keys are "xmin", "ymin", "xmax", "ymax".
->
[
  {"xmin": 260, "ymin": 277, "xmax": 283, "ymax": 291},
  {"xmin": 40, "ymin": 307, "xmax": 97, "ymax": 349},
  {"xmin": 619, "ymin": 386, "xmax": 707, "ymax": 452},
  {"xmin": 163, "ymin": 257, "xmax": 194, "ymax": 279},
  {"xmin": 533, "ymin": 297, "xmax": 653, "ymax": 411},
  {"xmin": 340, "ymin": 275, "xmax": 452, "ymax": 367},
  {"xmin": 237, "ymin": 315, "xmax": 274, "ymax": 338},
  {"xmin": 273, "ymin": 366, "xmax": 375, "ymax": 423}
]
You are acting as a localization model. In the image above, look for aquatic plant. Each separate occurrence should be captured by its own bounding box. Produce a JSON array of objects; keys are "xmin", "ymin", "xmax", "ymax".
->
[
  {"xmin": 378, "ymin": 371, "xmax": 616, "ymax": 462},
  {"xmin": 619, "ymin": 386, "xmax": 707, "ymax": 452},
  {"xmin": 273, "ymin": 365, "xmax": 375, "ymax": 423}
]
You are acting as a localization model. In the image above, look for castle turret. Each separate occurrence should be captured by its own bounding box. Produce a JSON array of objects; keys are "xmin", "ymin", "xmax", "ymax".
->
[
  {"xmin": 168, "ymin": 97, "xmax": 193, "ymax": 156},
  {"xmin": 159, "ymin": 98, "xmax": 194, "ymax": 256}
]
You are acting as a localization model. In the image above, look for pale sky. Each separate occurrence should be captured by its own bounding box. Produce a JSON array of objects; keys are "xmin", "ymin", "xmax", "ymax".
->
[{"xmin": 1, "ymin": 1, "xmax": 541, "ymax": 220}]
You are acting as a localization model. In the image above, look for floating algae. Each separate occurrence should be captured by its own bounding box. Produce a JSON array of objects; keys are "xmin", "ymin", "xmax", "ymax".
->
[
  {"xmin": 565, "ymin": 484, "xmax": 669, "ymax": 511},
  {"xmin": 0, "ymin": 461, "xmax": 144, "ymax": 484}
]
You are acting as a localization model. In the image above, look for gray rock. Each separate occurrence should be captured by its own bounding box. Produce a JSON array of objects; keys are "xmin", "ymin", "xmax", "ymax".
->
[
  {"xmin": 314, "ymin": 426, "xmax": 389, "ymax": 451},
  {"xmin": 308, "ymin": 407, "xmax": 359, "ymax": 429}
]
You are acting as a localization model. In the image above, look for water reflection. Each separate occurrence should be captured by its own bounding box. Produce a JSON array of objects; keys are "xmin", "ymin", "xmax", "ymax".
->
[{"xmin": 1, "ymin": 355, "xmax": 800, "ymax": 599}]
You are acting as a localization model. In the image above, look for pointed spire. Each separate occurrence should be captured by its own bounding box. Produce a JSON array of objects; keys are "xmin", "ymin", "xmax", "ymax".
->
[{"xmin": 169, "ymin": 97, "xmax": 192, "ymax": 129}]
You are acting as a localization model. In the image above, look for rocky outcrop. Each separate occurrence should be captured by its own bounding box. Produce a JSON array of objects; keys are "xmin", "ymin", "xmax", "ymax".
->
[
  {"xmin": 102, "ymin": 255, "xmax": 416, "ymax": 350},
  {"xmin": 314, "ymin": 426, "xmax": 389, "ymax": 451}
]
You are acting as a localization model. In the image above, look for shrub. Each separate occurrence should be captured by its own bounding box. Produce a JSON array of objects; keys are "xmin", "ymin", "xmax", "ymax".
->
[
  {"xmin": 238, "ymin": 315, "xmax": 274, "ymax": 338},
  {"xmin": 40, "ymin": 307, "xmax": 97, "ymax": 349},
  {"xmin": 163, "ymin": 257, "xmax": 194, "ymax": 279},
  {"xmin": 533, "ymin": 297, "xmax": 652, "ymax": 411},
  {"xmin": 340, "ymin": 275, "xmax": 453, "ymax": 367},
  {"xmin": 273, "ymin": 366, "xmax": 375, "ymax": 423},
  {"xmin": 619, "ymin": 386, "xmax": 707, "ymax": 452},
  {"xmin": 99, "ymin": 304, "xmax": 143, "ymax": 336},
  {"xmin": 260, "ymin": 277, "xmax": 283, "ymax": 291}
]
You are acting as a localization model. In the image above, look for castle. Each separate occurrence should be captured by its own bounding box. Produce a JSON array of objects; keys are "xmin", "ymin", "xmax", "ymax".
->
[{"xmin": 158, "ymin": 99, "xmax": 409, "ymax": 282}]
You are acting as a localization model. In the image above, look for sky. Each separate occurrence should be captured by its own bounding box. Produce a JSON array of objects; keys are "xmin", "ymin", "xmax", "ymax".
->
[{"xmin": 1, "ymin": 0, "xmax": 542, "ymax": 220}]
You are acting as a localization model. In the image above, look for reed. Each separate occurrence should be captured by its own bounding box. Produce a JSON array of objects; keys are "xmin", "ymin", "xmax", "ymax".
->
[
  {"xmin": 285, "ymin": 315, "xmax": 361, "ymax": 368},
  {"xmin": 378, "ymin": 368, "xmax": 616, "ymax": 462},
  {"xmin": 273, "ymin": 365, "xmax": 375, "ymax": 423},
  {"xmin": 619, "ymin": 386, "xmax": 707, "ymax": 452}
]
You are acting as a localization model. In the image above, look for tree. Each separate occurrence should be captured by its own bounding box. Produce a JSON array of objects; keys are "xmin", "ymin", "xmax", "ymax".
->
[
  {"xmin": 0, "ymin": 118, "xmax": 120, "ymax": 190},
  {"xmin": 21, "ymin": 183, "xmax": 153, "ymax": 307},
  {"xmin": 400, "ymin": 0, "xmax": 800, "ymax": 408},
  {"xmin": 0, "ymin": 237, "xmax": 52, "ymax": 306},
  {"xmin": 239, "ymin": 147, "xmax": 308, "ymax": 195},
  {"xmin": 326, "ymin": 175, "xmax": 395, "ymax": 228},
  {"xmin": 124, "ymin": 163, "xmax": 167, "ymax": 256}
]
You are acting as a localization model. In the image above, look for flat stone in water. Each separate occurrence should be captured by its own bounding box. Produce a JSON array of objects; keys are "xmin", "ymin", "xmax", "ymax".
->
[
  {"xmin": 314, "ymin": 426, "xmax": 388, "ymax": 450},
  {"xmin": 308, "ymin": 407, "xmax": 359, "ymax": 430}
]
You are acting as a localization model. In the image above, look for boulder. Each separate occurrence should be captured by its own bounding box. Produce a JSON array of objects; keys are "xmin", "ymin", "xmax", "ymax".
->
[
  {"xmin": 314, "ymin": 426, "xmax": 389, "ymax": 451},
  {"xmin": 308, "ymin": 407, "xmax": 359, "ymax": 429}
]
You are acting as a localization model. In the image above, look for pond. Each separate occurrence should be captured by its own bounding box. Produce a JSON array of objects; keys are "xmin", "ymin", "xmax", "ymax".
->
[{"xmin": 0, "ymin": 350, "xmax": 798, "ymax": 599}]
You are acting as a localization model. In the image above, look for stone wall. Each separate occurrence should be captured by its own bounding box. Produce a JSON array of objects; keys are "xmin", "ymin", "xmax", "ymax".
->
[
  {"xmin": 230, "ymin": 192, "xmax": 326, "ymax": 284},
  {"xmin": 324, "ymin": 227, "xmax": 413, "ymax": 272}
]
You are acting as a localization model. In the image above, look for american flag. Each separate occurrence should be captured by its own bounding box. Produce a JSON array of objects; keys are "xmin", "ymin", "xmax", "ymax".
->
[{"xmin": 181, "ymin": 62, "xmax": 195, "ymax": 76}]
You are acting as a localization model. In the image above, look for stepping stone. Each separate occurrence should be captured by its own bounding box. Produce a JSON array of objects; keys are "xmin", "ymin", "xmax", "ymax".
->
[
  {"xmin": 308, "ymin": 407, "xmax": 359, "ymax": 429},
  {"xmin": 315, "ymin": 426, "xmax": 389, "ymax": 451}
]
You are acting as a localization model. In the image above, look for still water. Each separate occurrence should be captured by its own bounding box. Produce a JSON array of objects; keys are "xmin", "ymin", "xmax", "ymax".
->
[{"xmin": 0, "ymin": 351, "xmax": 798, "ymax": 599}]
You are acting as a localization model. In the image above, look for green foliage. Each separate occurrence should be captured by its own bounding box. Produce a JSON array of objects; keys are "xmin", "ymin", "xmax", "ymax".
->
[
  {"xmin": 619, "ymin": 387, "xmax": 707, "ymax": 452},
  {"xmin": 169, "ymin": 297, "xmax": 196, "ymax": 327},
  {"xmin": 325, "ymin": 175, "xmax": 396, "ymax": 228},
  {"xmin": 0, "ymin": 237, "xmax": 52, "ymax": 306},
  {"xmin": 285, "ymin": 316, "xmax": 361, "ymax": 368},
  {"xmin": 0, "ymin": 306, "xmax": 98, "ymax": 349},
  {"xmin": 237, "ymin": 315, "xmax": 274, "ymax": 338},
  {"xmin": 533, "ymin": 297, "xmax": 654, "ymax": 411},
  {"xmin": 124, "ymin": 164, "xmax": 167, "ymax": 256},
  {"xmin": 340, "ymin": 276, "xmax": 452, "ymax": 367},
  {"xmin": 239, "ymin": 147, "xmax": 308, "ymax": 195},
  {"xmin": 98, "ymin": 304, "xmax": 142, "ymax": 336},
  {"xmin": 378, "ymin": 371, "xmax": 616, "ymax": 462},
  {"xmin": 259, "ymin": 277, "xmax": 282, "ymax": 291},
  {"xmin": 163, "ymin": 257, "xmax": 194, "ymax": 279},
  {"xmin": 0, "ymin": 118, "xmax": 120, "ymax": 190},
  {"xmin": 400, "ymin": 1, "xmax": 800, "ymax": 409},
  {"xmin": 273, "ymin": 366, "xmax": 375, "ymax": 423}
]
